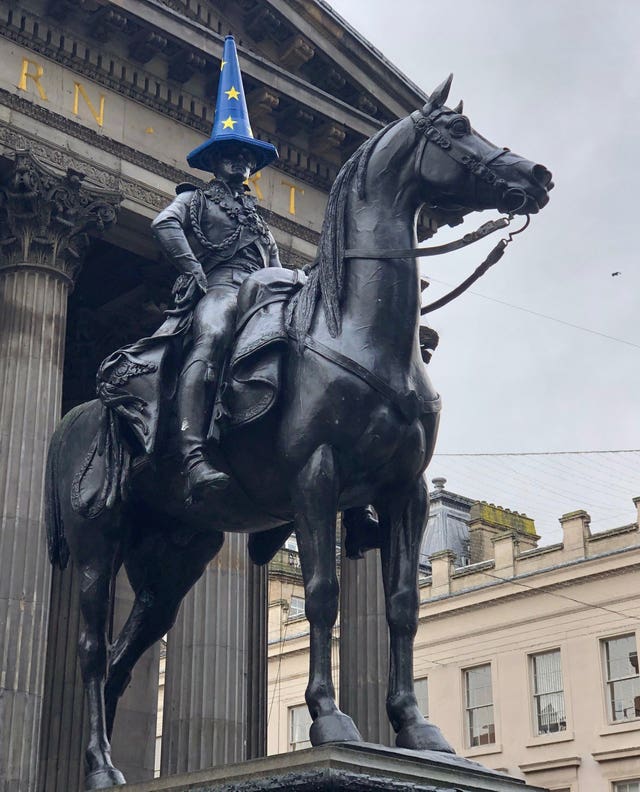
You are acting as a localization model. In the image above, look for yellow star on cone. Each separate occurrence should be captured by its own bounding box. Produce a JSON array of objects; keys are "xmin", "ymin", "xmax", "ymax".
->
[
  {"xmin": 221, "ymin": 115, "xmax": 237, "ymax": 129},
  {"xmin": 225, "ymin": 86, "xmax": 240, "ymax": 101}
]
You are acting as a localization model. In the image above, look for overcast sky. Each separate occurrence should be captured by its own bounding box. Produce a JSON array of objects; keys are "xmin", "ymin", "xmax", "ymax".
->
[{"xmin": 327, "ymin": 0, "xmax": 640, "ymax": 539}]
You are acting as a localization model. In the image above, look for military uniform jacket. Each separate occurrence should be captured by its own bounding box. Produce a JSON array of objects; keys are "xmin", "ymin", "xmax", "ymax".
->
[{"xmin": 151, "ymin": 179, "xmax": 281, "ymax": 284}]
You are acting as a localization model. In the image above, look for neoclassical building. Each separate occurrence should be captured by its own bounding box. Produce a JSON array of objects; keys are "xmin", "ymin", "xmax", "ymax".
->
[
  {"xmin": 0, "ymin": 2, "xmax": 434, "ymax": 790},
  {"xmin": 267, "ymin": 482, "xmax": 640, "ymax": 792}
]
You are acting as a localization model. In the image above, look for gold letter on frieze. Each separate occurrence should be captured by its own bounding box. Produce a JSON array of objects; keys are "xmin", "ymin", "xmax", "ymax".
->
[
  {"xmin": 281, "ymin": 180, "xmax": 304, "ymax": 215},
  {"xmin": 73, "ymin": 82, "xmax": 105, "ymax": 127},
  {"xmin": 17, "ymin": 58, "xmax": 48, "ymax": 100},
  {"xmin": 248, "ymin": 171, "xmax": 264, "ymax": 201}
]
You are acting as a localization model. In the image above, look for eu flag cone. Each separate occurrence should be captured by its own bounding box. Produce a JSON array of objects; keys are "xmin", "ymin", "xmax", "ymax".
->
[{"xmin": 187, "ymin": 35, "xmax": 278, "ymax": 174}]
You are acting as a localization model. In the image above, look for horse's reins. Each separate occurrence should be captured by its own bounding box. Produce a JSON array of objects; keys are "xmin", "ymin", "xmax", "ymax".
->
[{"xmin": 343, "ymin": 105, "xmax": 532, "ymax": 315}]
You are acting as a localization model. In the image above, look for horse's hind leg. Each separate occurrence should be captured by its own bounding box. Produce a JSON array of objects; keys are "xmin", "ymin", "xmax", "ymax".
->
[
  {"xmin": 292, "ymin": 445, "xmax": 362, "ymax": 745},
  {"xmin": 105, "ymin": 522, "xmax": 225, "ymax": 738},
  {"xmin": 378, "ymin": 476, "xmax": 454, "ymax": 752},
  {"xmin": 76, "ymin": 556, "xmax": 127, "ymax": 789}
]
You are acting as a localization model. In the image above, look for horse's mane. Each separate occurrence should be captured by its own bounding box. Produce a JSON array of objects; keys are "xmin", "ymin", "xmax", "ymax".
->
[{"xmin": 287, "ymin": 118, "xmax": 403, "ymax": 340}]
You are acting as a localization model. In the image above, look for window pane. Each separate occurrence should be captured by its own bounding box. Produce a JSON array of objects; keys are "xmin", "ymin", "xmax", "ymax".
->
[
  {"xmin": 415, "ymin": 678, "xmax": 428, "ymax": 717},
  {"xmin": 466, "ymin": 665, "xmax": 493, "ymax": 708},
  {"xmin": 610, "ymin": 677, "xmax": 640, "ymax": 721},
  {"xmin": 604, "ymin": 635, "xmax": 640, "ymax": 722},
  {"xmin": 531, "ymin": 650, "xmax": 566, "ymax": 734},
  {"xmin": 289, "ymin": 704, "xmax": 312, "ymax": 751},
  {"xmin": 614, "ymin": 781, "xmax": 640, "ymax": 792},
  {"xmin": 464, "ymin": 665, "xmax": 495, "ymax": 747},
  {"xmin": 288, "ymin": 595, "xmax": 305, "ymax": 619},
  {"xmin": 468, "ymin": 704, "xmax": 495, "ymax": 746},
  {"xmin": 606, "ymin": 635, "xmax": 639, "ymax": 680},
  {"xmin": 536, "ymin": 692, "xmax": 567, "ymax": 733},
  {"xmin": 533, "ymin": 650, "xmax": 563, "ymax": 694}
]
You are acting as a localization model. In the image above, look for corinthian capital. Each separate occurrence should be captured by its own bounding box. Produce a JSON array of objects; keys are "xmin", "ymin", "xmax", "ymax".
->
[{"xmin": 0, "ymin": 149, "xmax": 121, "ymax": 287}]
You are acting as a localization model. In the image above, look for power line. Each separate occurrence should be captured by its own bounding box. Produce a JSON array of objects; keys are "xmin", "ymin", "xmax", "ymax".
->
[{"xmin": 423, "ymin": 276, "xmax": 640, "ymax": 350}]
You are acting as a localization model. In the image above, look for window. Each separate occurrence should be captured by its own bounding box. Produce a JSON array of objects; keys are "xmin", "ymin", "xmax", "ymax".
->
[
  {"xmin": 285, "ymin": 534, "xmax": 298, "ymax": 552},
  {"xmin": 288, "ymin": 595, "xmax": 305, "ymax": 620},
  {"xmin": 614, "ymin": 782, "xmax": 640, "ymax": 792},
  {"xmin": 289, "ymin": 703, "xmax": 312, "ymax": 751},
  {"xmin": 530, "ymin": 650, "xmax": 566, "ymax": 734},
  {"xmin": 603, "ymin": 634, "xmax": 640, "ymax": 722},
  {"xmin": 464, "ymin": 664, "xmax": 495, "ymax": 747},
  {"xmin": 415, "ymin": 677, "xmax": 428, "ymax": 718}
]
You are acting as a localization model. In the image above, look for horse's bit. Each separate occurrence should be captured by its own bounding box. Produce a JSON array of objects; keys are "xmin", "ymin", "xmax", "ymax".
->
[{"xmin": 343, "ymin": 106, "xmax": 531, "ymax": 314}]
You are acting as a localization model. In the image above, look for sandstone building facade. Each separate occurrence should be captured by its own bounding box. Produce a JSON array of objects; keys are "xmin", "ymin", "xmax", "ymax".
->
[{"xmin": 267, "ymin": 483, "xmax": 640, "ymax": 792}]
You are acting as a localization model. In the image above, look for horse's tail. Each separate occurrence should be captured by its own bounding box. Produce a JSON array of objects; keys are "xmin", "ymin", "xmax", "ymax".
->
[{"xmin": 45, "ymin": 404, "xmax": 85, "ymax": 570}]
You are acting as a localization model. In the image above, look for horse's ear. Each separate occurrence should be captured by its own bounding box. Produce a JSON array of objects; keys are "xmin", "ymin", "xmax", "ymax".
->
[
  {"xmin": 428, "ymin": 74, "xmax": 453, "ymax": 108},
  {"xmin": 453, "ymin": 100, "xmax": 463, "ymax": 114}
]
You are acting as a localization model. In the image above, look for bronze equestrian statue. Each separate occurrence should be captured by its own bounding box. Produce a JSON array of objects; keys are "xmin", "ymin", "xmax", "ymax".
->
[{"xmin": 45, "ymin": 37, "xmax": 553, "ymax": 789}]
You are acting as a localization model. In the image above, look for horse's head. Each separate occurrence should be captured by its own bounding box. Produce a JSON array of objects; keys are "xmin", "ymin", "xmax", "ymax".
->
[{"xmin": 414, "ymin": 75, "xmax": 553, "ymax": 217}]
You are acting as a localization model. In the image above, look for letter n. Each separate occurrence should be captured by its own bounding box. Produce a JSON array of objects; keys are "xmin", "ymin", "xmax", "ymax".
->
[{"xmin": 73, "ymin": 82, "xmax": 105, "ymax": 128}]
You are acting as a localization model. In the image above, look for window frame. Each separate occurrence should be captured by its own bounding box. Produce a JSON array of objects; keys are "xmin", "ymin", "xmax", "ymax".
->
[
  {"xmin": 529, "ymin": 648, "xmax": 567, "ymax": 736},
  {"xmin": 601, "ymin": 633, "xmax": 640, "ymax": 724},
  {"xmin": 287, "ymin": 594, "xmax": 305, "ymax": 621},
  {"xmin": 288, "ymin": 703, "xmax": 312, "ymax": 752},
  {"xmin": 414, "ymin": 676, "xmax": 429, "ymax": 719},
  {"xmin": 612, "ymin": 780, "xmax": 640, "ymax": 792},
  {"xmin": 463, "ymin": 663, "xmax": 496, "ymax": 748}
]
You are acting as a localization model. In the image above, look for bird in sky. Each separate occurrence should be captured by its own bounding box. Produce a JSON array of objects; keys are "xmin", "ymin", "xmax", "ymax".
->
[{"xmin": 611, "ymin": 271, "xmax": 622, "ymax": 277}]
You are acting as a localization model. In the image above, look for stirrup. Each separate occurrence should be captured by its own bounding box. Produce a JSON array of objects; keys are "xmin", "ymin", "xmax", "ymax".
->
[{"xmin": 184, "ymin": 458, "xmax": 230, "ymax": 504}]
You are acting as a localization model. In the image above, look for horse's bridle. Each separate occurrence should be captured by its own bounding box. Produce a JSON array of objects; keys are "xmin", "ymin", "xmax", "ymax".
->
[{"xmin": 343, "ymin": 106, "xmax": 531, "ymax": 314}]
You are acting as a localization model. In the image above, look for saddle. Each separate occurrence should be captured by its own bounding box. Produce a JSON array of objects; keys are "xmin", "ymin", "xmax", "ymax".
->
[
  {"xmin": 211, "ymin": 267, "xmax": 307, "ymax": 438},
  {"xmin": 72, "ymin": 268, "xmax": 305, "ymax": 518}
]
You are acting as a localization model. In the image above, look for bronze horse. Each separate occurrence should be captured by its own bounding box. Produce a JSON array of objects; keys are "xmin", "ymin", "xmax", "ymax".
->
[{"xmin": 45, "ymin": 75, "xmax": 552, "ymax": 789}]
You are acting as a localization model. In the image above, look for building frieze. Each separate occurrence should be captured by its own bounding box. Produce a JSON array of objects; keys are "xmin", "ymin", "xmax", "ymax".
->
[{"xmin": 0, "ymin": 94, "xmax": 321, "ymax": 246}]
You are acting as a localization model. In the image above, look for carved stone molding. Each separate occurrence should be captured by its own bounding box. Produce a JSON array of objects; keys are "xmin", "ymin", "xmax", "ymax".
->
[{"xmin": 0, "ymin": 149, "xmax": 121, "ymax": 287}]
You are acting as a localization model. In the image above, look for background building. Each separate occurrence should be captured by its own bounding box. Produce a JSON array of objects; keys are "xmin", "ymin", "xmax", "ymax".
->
[{"xmin": 267, "ymin": 480, "xmax": 640, "ymax": 792}]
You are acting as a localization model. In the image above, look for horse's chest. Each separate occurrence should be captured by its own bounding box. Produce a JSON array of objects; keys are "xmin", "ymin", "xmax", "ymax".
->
[{"xmin": 346, "ymin": 405, "xmax": 426, "ymax": 476}]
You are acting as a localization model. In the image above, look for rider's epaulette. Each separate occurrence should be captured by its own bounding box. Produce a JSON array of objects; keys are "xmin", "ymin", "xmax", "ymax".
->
[{"xmin": 175, "ymin": 182, "xmax": 199, "ymax": 195}]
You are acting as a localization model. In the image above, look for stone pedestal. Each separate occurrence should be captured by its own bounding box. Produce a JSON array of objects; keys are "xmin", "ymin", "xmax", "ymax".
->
[
  {"xmin": 122, "ymin": 742, "xmax": 550, "ymax": 792},
  {"xmin": 0, "ymin": 149, "xmax": 119, "ymax": 792},
  {"xmin": 339, "ymin": 548, "xmax": 394, "ymax": 747},
  {"xmin": 161, "ymin": 533, "xmax": 250, "ymax": 773}
]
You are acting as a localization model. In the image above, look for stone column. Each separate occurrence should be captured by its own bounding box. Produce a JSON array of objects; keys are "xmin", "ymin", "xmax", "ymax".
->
[
  {"xmin": 110, "ymin": 572, "xmax": 161, "ymax": 783},
  {"xmin": 246, "ymin": 562, "xmax": 267, "ymax": 760},
  {"xmin": 161, "ymin": 533, "xmax": 249, "ymax": 774},
  {"xmin": 0, "ymin": 149, "xmax": 119, "ymax": 792},
  {"xmin": 339, "ymin": 548, "xmax": 394, "ymax": 747}
]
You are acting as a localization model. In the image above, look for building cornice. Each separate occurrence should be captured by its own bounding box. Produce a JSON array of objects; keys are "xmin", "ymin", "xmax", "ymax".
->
[{"xmin": 419, "ymin": 551, "xmax": 640, "ymax": 622}]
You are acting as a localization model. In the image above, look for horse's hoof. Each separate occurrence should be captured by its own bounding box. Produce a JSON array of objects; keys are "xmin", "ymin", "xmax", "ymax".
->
[
  {"xmin": 310, "ymin": 711, "xmax": 362, "ymax": 745},
  {"xmin": 85, "ymin": 767, "xmax": 126, "ymax": 789},
  {"xmin": 396, "ymin": 720, "xmax": 455, "ymax": 753}
]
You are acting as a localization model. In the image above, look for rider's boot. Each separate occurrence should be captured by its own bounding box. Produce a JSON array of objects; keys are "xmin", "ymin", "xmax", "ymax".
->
[{"xmin": 178, "ymin": 358, "xmax": 230, "ymax": 502}]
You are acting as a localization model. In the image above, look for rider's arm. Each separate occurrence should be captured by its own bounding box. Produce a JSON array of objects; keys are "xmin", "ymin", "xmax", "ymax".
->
[
  {"xmin": 267, "ymin": 231, "xmax": 282, "ymax": 268},
  {"xmin": 151, "ymin": 192, "xmax": 207, "ymax": 292}
]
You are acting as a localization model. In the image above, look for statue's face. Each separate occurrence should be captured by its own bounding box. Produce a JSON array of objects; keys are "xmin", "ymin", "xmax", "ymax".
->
[{"xmin": 213, "ymin": 146, "xmax": 256, "ymax": 185}]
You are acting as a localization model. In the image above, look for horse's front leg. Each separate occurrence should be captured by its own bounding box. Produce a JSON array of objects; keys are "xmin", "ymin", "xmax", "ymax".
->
[
  {"xmin": 293, "ymin": 444, "xmax": 362, "ymax": 745},
  {"xmin": 379, "ymin": 476, "xmax": 454, "ymax": 752}
]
